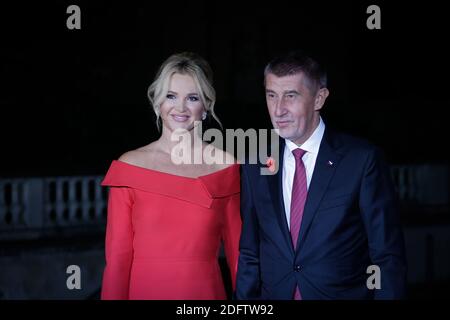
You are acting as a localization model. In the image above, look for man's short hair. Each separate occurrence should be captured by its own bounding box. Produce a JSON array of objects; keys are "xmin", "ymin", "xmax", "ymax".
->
[{"xmin": 264, "ymin": 50, "xmax": 327, "ymax": 92}]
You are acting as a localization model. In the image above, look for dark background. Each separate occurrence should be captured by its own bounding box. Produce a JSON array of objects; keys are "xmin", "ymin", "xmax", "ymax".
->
[
  {"xmin": 0, "ymin": 0, "xmax": 449, "ymax": 300},
  {"xmin": 1, "ymin": 1, "xmax": 448, "ymax": 177}
]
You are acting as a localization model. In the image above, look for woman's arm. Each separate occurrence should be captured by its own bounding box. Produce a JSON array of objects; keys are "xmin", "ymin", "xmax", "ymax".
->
[
  {"xmin": 222, "ymin": 192, "xmax": 242, "ymax": 292},
  {"xmin": 101, "ymin": 186, "xmax": 134, "ymax": 300}
]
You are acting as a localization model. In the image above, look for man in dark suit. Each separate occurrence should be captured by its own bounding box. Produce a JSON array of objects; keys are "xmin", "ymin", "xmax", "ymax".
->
[{"xmin": 236, "ymin": 51, "xmax": 407, "ymax": 299}]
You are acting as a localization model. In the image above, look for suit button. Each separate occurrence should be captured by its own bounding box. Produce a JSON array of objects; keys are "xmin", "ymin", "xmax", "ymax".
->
[{"xmin": 294, "ymin": 265, "xmax": 301, "ymax": 272}]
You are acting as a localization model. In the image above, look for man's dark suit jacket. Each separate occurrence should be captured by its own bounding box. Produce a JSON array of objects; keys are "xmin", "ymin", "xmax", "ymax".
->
[{"xmin": 236, "ymin": 128, "xmax": 407, "ymax": 299}]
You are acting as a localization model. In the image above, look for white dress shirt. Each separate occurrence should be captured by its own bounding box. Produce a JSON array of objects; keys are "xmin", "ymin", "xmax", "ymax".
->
[{"xmin": 283, "ymin": 117, "xmax": 325, "ymax": 229}]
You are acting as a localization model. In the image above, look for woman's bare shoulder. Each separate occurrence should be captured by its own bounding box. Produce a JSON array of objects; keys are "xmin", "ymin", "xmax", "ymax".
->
[
  {"xmin": 205, "ymin": 144, "xmax": 237, "ymax": 170},
  {"xmin": 118, "ymin": 142, "xmax": 160, "ymax": 166}
]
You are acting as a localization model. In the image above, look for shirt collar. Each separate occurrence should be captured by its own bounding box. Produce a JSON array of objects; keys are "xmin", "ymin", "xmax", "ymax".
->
[{"xmin": 285, "ymin": 117, "xmax": 325, "ymax": 156}]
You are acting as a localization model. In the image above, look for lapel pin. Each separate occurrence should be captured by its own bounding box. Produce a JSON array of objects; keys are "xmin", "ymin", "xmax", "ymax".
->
[
  {"xmin": 266, "ymin": 157, "xmax": 276, "ymax": 173},
  {"xmin": 327, "ymin": 160, "xmax": 333, "ymax": 166}
]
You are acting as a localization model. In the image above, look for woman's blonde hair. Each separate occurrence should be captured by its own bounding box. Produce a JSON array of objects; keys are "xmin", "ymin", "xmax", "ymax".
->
[{"xmin": 147, "ymin": 52, "xmax": 222, "ymax": 131}]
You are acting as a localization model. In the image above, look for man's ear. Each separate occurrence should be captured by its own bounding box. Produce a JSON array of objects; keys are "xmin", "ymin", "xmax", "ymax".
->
[{"xmin": 314, "ymin": 87, "xmax": 329, "ymax": 111}]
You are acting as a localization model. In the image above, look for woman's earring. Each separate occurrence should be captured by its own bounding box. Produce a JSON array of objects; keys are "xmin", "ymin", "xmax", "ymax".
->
[{"xmin": 202, "ymin": 112, "xmax": 207, "ymax": 120}]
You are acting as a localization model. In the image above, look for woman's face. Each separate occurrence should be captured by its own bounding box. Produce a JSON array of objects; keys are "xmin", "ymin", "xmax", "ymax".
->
[{"xmin": 160, "ymin": 73, "xmax": 205, "ymax": 133}]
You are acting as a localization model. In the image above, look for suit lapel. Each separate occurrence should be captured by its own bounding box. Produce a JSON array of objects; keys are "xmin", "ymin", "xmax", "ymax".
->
[
  {"xmin": 267, "ymin": 138, "xmax": 295, "ymax": 257},
  {"xmin": 296, "ymin": 128, "xmax": 343, "ymax": 252}
]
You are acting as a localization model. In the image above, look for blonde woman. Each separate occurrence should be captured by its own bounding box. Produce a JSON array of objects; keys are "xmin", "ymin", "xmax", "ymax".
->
[{"xmin": 101, "ymin": 52, "xmax": 241, "ymax": 299}]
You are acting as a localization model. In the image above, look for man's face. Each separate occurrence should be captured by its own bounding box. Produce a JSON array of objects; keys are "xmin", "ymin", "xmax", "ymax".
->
[{"xmin": 265, "ymin": 72, "xmax": 328, "ymax": 145}]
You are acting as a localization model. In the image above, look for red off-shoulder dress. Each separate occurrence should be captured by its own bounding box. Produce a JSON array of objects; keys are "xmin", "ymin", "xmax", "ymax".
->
[{"xmin": 100, "ymin": 160, "xmax": 241, "ymax": 300}]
